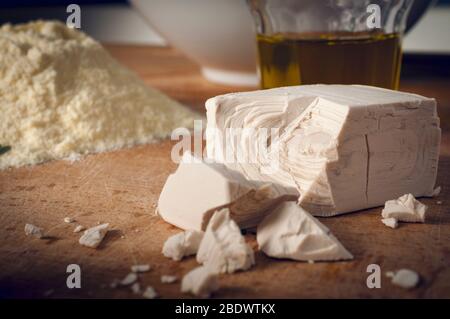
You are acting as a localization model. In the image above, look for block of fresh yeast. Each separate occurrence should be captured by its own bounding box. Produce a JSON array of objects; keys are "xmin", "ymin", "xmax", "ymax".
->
[{"xmin": 206, "ymin": 85, "xmax": 440, "ymax": 216}]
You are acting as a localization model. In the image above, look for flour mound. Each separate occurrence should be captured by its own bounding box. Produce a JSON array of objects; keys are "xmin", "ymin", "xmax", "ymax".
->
[{"xmin": 0, "ymin": 20, "xmax": 197, "ymax": 169}]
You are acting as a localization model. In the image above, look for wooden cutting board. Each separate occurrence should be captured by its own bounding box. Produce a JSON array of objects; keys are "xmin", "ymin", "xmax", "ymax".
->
[{"xmin": 0, "ymin": 45, "xmax": 449, "ymax": 299}]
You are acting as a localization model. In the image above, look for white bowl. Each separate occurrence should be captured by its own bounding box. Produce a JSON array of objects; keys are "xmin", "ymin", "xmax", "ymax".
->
[{"xmin": 130, "ymin": 0, "xmax": 258, "ymax": 86}]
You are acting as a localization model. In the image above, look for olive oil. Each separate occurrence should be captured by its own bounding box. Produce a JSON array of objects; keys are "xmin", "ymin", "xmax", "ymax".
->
[{"xmin": 257, "ymin": 32, "xmax": 402, "ymax": 90}]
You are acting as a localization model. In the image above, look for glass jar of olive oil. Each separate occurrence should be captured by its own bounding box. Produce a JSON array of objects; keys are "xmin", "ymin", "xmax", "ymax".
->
[{"xmin": 248, "ymin": 0, "xmax": 413, "ymax": 90}]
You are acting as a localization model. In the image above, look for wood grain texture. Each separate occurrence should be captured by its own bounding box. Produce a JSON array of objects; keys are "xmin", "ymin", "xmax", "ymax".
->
[{"xmin": 0, "ymin": 45, "xmax": 449, "ymax": 299}]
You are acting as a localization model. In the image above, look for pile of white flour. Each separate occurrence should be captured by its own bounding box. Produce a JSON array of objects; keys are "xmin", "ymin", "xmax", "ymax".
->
[{"xmin": 0, "ymin": 20, "xmax": 197, "ymax": 169}]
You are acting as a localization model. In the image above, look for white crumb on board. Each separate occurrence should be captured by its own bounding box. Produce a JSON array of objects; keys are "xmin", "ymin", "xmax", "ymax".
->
[
  {"xmin": 385, "ymin": 271, "xmax": 395, "ymax": 278},
  {"xmin": 181, "ymin": 266, "xmax": 219, "ymax": 298},
  {"xmin": 24, "ymin": 223, "xmax": 45, "ymax": 239},
  {"xmin": 73, "ymin": 225, "xmax": 85, "ymax": 233},
  {"xmin": 109, "ymin": 279, "xmax": 120, "ymax": 289},
  {"xmin": 131, "ymin": 282, "xmax": 141, "ymax": 294},
  {"xmin": 78, "ymin": 223, "xmax": 109, "ymax": 248},
  {"xmin": 131, "ymin": 264, "xmax": 151, "ymax": 273},
  {"xmin": 142, "ymin": 286, "xmax": 158, "ymax": 299},
  {"xmin": 162, "ymin": 230, "xmax": 204, "ymax": 261},
  {"xmin": 120, "ymin": 272, "xmax": 138, "ymax": 286},
  {"xmin": 381, "ymin": 218, "xmax": 398, "ymax": 229},
  {"xmin": 431, "ymin": 186, "xmax": 441, "ymax": 197},
  {"xmin": 161, "ymin": 275, "xmax": 177, "ymax": 284},
  {"xmin": 382, "ymin": 194, "xmax": 427, "ymax": 223},
  {"xmin": 64, "ymin": 217, "xmax": 75, "ymax": 223},
  {"xmin": 390, "ymin": 269, "xmax": 420, "ymax": 289}
]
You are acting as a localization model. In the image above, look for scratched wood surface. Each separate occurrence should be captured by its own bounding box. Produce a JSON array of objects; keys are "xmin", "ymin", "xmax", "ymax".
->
[{"xmin": 0, "ymin": 45, "xmax": 449, "ymax": 299}]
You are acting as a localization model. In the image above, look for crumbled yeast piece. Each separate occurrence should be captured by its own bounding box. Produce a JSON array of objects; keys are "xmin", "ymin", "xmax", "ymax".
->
[
  {"xmin": 158, "ymin": 152, "xmax": 296, "ymax": 231},
  {"xmin": 131, "ymin": 282, "xmax": 141, "ymax": 294},
  {"xmin": 385, "ymin": 271, "xmax": 395, "ymax": 278},
  {"xmin": 257, "ymin": 202, "xmax": 353, "ymax": 261},
  {"xmin": 120, "ymin": 272, "xmax": 138, "ymax": 286},
  {"xmin": 64, "ymin": 217, "xmax": 75, "ymax": 223},
  {"xmin": 78, "ymin": 223, "xmax": 109, "ymax": 248},
  {"xmin": 181, "ymin": 266, "xmax": 219, "ymax": 298},
  {"xmin": 109, "ymin": 279, "xmax": 120, "ymax": 288},
  {"xmin": 431, "ymin": 186, "xmax": 441, "ymax": 197},
  {"xmin": 161, "ymin": 275, "xmax": 177, "ymax": 284},
  {"xmin": 142, "ymin": 286, "xmax": 158, "ymax": 299},
  {"xmin": 382, "ymin": 194, "xmax": 427, "ymax": 223},
  {"xmin": 131, "ymin": 264, "xmax": 151, "ymax": 273},
  {"xmin": 24, "ymin": 223, "xmax": 45, "ymax": 239},
  {"xmin": 196, "ymin": 208, "xmax": 255, "ymax": 274},
  {"xmin": 390, "ymin": 269, "xmax": 420, "ymax": 289},
  {"xmin": 381, "ymin": 218, "xmax": 398, "ymax": 229},
  {"xmin": 162, "ymin": 230, "xmax": 204, "ymax": 261},
  {"xmin": 73, "ymin": 225, "xmax": 85, "ymax": 233}
]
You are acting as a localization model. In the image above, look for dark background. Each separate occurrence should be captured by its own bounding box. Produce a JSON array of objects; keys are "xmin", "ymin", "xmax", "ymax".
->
[
  {"xmin": 1, "ymin": 0, "xmax": 449, "ymax": 7},
  {"xmin": 0, "ymin": 0, "xmax": 449, "ymax": 78}
]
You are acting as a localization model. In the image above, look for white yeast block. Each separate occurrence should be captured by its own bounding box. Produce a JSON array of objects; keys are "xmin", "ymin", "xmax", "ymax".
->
[{"xmin": 206, "ymin": 85, "xmax": 440, "ymax": 216}]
